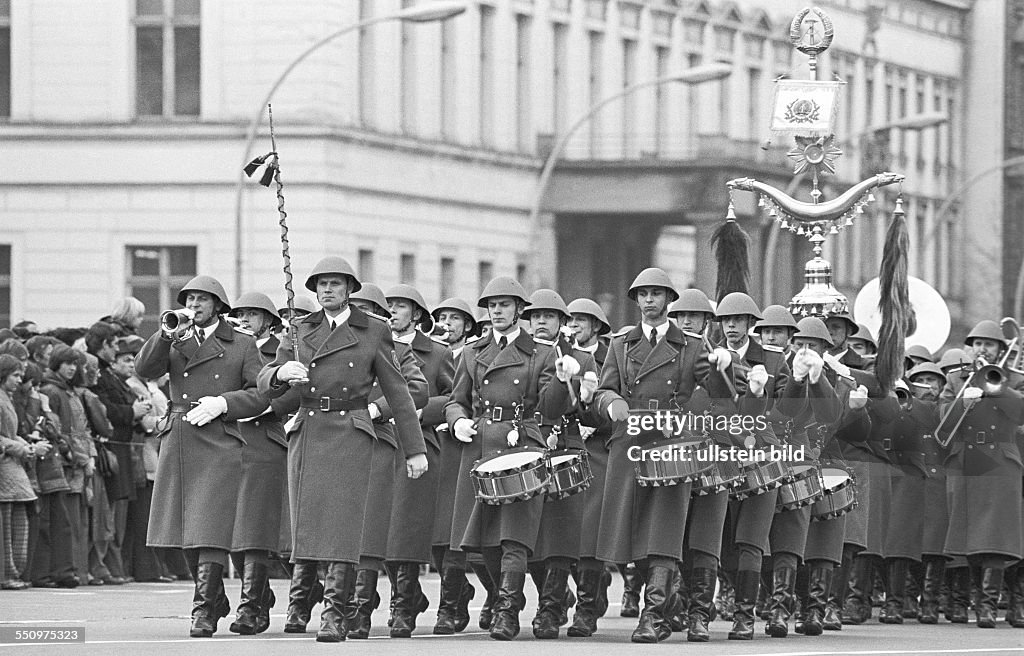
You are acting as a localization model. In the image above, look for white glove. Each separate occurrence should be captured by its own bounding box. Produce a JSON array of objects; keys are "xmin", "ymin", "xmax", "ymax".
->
[
  {"xmin": 823, "ymin": 352, "xmax": 851, "ymax": 378},
  {"xmin": 406, "ymin": 453, "xmax": 428, "ymax": 479},
  {"xmin": 276, "ymin": 360, "xmax": 309, "ymax": 384},
  {"xmin": 415, "ymin": 408, "xmax": 423, "ymax": 420},
  {"xmin": 747, "ymin": 365, "xmax": 769, "ymax": 397},
  {"xmin": 580, "ymin": 425, "xmax": 596, "ymax": 440},
  {"xmin": 607, "ymin": 398, "xmax": 630, "ymax": 422},
  {"xmin": 848, "ymin": 385, "xmax": 869, "ymax": 410},
  {"xmin": 580, "ymin": 371, "xmax": 599, "ymax": 404},
  {"xmin": 556, "ymin": 355, "xmax": 581, "ymax": 382},
  {"xmin": 709, "ymin": 348, "xmax": 732, "ymax": 373},
  {"xmin": 185, "ymin": 396, "xmax": 228, "ymax": 426},
  {"xmin": 283, "ymin": 413, "xmax": 299, "ymax": 433},
  {"xmin": 369, "ymin": 403, "xmax": 381, "ymax": 420},
  {"xmin": 962, "ymin": 386, "xmax": 983, "ymax": 401},
  {"xmin": 806, "ymin": 349, "xmax": 824, "ymax": 384},
  {"xmin": 453, "ymin": 418, "xmax": 477, "ymax": 443},
  {"xmin": 792, "ymin": 348, "xmax": 811, "ymax": 381}
]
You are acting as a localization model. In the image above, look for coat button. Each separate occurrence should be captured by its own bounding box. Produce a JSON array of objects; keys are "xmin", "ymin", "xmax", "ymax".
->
[
  {"xmin": 991, "ymin": 425, "xmax": 996, "ymax": 429},
  {"xmin": 349, "ymin": 362, "xmax": 354, "ymax": 367},
  {"xmin": 309, "ymin": 411, "xmax": 314, "ymax": 416},
  {"xmin": 340, "ymin": 411, "xmax": 346, "ymax": 416},
  {"xmin": 635, "ymin": 380, "xmax": 640, "ymax": 385},
  {"xmin": 342, "ymin": 387, "xmax": 347, "ymax": 392},
  {"xmin": 183, "ymin": 372, "xmax": 189, "ymax": 377},
  {"xmin": 214, "ymin": 374, "xmax": 220, "ymax": 379},
  {"xmin": 990, "ymin": 444, "xmax": 995, "ymax": 449},
  {"xmin": 667, "ymin": 380, "xmax": 672, "ymax": 385},
  {"xmin": 182, "ymin": 393, "xmax": 188, "ymax": 399},
  {"xmin": 311, "ymin": 362, "xmax": 316, "ymax": 368},
  {"xmin": 310, "ymin": 387, "xmax": 316, "ymax": 392},
  {"xmin": 219, "ymin": 353, "xmax": 224, "ymax": 357},
  {"xmin": 484, "ymin": 380, "xmax": 489, "ymax": 385},
  {"xmin": 487, "ymin": 420, "xmax": 492, "ymax": 425},
  {"xmin": 513, "ymin": 379, "xmax": 519, "ymax": 384},
  {"xmin": 484, "ymin": 400, "xmax": 490, "ymax": 406},
  {"xmin": 967, "ymin": 444, "xmax": 973, "ymax": 449}
]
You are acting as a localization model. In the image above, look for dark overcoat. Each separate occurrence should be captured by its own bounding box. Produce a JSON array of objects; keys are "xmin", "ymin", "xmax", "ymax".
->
[
  {"xmin": 433, "ymin": 345, "xmax": 468, "ymax": 549},
  {"xmin": 257, "ymin": 307, "xmax": 425, "ymax": 563},
  {"xmin": 577, "ymin": 340, "xmax": 612, "ymax": 560},
  {"xmin": 445, "ymin": 330, "xmax": 570, "ymax": 554},
  {"xmin": 135, "ymin": 319, "xmax": 266, "ymax": 550},
  {"xmin": 91, "ymin": 361, "xmax": 138, "ymax": 502}
]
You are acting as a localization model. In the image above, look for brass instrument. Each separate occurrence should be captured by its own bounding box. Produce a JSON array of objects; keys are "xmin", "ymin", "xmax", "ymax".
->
[
  {"xmin": 160, "ymin": 308, "xmax": 196, "ymax": 340},
  {"xmin": 895, "ymin": 386, "xmax": 913, "ymax": 412}
]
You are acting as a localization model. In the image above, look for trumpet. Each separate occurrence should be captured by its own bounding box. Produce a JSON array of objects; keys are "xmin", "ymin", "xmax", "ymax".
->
[
  {"xmin": 160, "ymin": 308, "xmax": 196, "ymax": 339},
  {"xmin": 895, "ymin": 386, "xmax": 914, "ymax": 412}
]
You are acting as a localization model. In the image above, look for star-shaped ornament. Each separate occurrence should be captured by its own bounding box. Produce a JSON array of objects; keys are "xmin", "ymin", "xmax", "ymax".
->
[{"xmin": 787, "ymin": 135, "xmax": 843, "ymax": 177}]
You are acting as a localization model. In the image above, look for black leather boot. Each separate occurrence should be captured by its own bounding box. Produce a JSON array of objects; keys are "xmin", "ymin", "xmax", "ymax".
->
[
  {"xmin": 880, "ymin": 559, "xmax": 908, "ymax": 624},
  {"xmin": 532, "ymin": 566, "xmax": 569, "ymax": 639},
  {"xmin": 842, "ymin": 555, "xmax": 872, "ymax": 625},
  {"xmin": 904, "ymin": 562, "xmax": 921, "ymax": 619},
  {"xmin": 316, "ymin": 562, "xmax": 356, "ymax": 642},
  {"xmin": 453, "ymin": 576, "xmax": 475, "ymax": 632},
  {"xmin": 190, "ymin": 563, "xmax": 229, "ymax": 638},
  {"xmin": 729, "ymin": 569, "xmax": 759, "ymax": 640},
  {"xmin": 229, "ymin": 560, "xmax": 268, "ymax": 635},
  {"xmin": 390, "ymin": 562, "xmax": 428, "ymax": 638},
  {"xmin": 630, "ymin": 565, "xmax": 673, "ymax": 643},
  {"xmin": 803, "ymin": 565, "xmax": 832, "ymax": 636},
  {"xmin": 977, "ymin": 567, "xmax": 1004, "ymax": 629},
  {"xmin": 490, "ymin": 571, "xmax": 527, "ymax": 641},
  {"xmin": 949, "ymin": 567, "xmax": 970, "ymax": 623},
  {"xmin": 471, "ymin": 561, "xmax": 498, "ymax": 630},
  {"xmin": 433, "ymin": 567, "xmax": 468, "ymax": 634},
  {"xmin": 756, "ymin": 566, "xmax": 771, "ymax": 620},
  {"xmin": 568, "ymin": 567, "xmax": 607, "ymax": 637},
  {"xmin": 284, "ymin": 561, "xmax": 321, "ymax": 633},
  {"xmin": 346, "ymin": 568, "xmax": 379, "ymax": 639},
  {"xmin": 687, "ymin": 567, "xmax": 716, "ymax": 642},
  {"xmin": 766, "ymin": 566, "xmax": 796, "ymax": 638},
  {"xmin": 620, "ymin": 563, "xmax": 641, "ymax": 618},
  {"xmin": 596, "ymin": 567, "xmax": 612, "ymax": 617},
  {"xmin": 1009, "ymin": 565, "xmax": 1024, "ymax": 628},
  {"xmin": 918, "ymin": 557, "xmax": 944, "ymax": 624},
  {"xmin": 559, "ymin": 586, "xmax": 576, "ymax": 626},
  {"xmin": 255, "ymin": 580, "xmax": 275, "ymax": 634}
]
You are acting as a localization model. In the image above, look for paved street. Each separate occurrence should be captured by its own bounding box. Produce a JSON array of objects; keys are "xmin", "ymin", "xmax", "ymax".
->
[{"xmin": 3, "ymin": 574, "xmax": 1024, "ymax": 655}]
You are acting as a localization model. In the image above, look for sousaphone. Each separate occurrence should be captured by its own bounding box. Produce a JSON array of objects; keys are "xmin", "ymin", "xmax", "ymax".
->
[{"xmin": 853, "ymin": 276, "xmax": 950, "ymax": 354}]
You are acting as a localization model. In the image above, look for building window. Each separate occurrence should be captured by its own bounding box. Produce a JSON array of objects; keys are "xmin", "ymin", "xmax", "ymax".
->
[
  {"xmin": 478, "ymin": 260, "xmax": 493, "ymax": 293},
  {"xmin": 400, "ymin": 253, "xmax": 416, "ymax": 285},
  {"xmin": 0, "ymin": 0, "xmax": 9, "ymax": 119},
  {"xmin": 358, "ymin": 249, "xmax": 375, "ymax": 283},
  {"xmin": 552, "ymin": 22, "xmax": 568, "ymax": 137},
  {"xmin": 622, "ymin": 38, "xmax": 637, "ymax": 157},
  {"xmin": 400, "ymin": 0, "xmax": 417, "ymax": 135},
  {"xmin": 440, "ymin": 257, "xmax": 455, "ymax": 300},
  {"xmin": 126, "ymin": 245, "xmax": 197, "ymax": 336},
  {"xmin": 747, "ymin": 68, "xmax": 761, "ymax": 140},
  {"xmin": 479, "ymin": 5, "xmax": 495, "ymax": 147},
  {"xmin": 440, "ymin": 19, "xmax": 457, "ymax": 139},
  {"xmin": 358, "ymin": 0, "xmax": 376, "ymax": 128},
  {"xmin": 654, "ymin": 46, "xmax": 669, "ymax": 155},
  {"xmin": 134, "ymin": 0, "xmax": 201, "ymax": 118},
  {"xmin": 515, "ymin": 13, "xmax": 532, "ymax": 152}
]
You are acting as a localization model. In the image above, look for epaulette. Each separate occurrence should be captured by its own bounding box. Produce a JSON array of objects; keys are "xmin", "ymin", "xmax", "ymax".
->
[
  {"xmin": 534, "ymin": 337, "xmax": 556, "ymax": 347},
  {"xmin": 233, "ymin": 326, "xmax": 255, "ymax": 337},
  {"xmin": 763, "ymin": 344, "xmax": 784, "ymax": 353}
]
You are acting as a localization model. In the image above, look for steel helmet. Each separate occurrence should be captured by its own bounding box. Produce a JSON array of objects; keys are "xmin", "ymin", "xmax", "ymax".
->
[
  {"xmin": 754, "ymin": 304, "xmax": 798, "ymax": 333},
  {"xmin": 938, "ymin": 347, "xmax": 971, "ymax": 371},
  {"xmin": 715, "ymin": 292, "xmax": 763, "ymax": 321},
  {"xmin": 627, "ymin": 268, "xmax": 679, "ymax": 302},
  {"xmin": 477, "ymin": 276, "xmax": 531, "ymax": 308},
  {"xmin": 231, "ymin": 292, "xmax": 281, "ymax": 326},
  {"xmin": 907, "ymin": 362, "xmax": 947, "ymax": 383},
  {"xmin": 851, "ymin": 323, "xmax": 877, "ymax": 348},
  {"xmin": 278, "ymin": 295, "xmax": 319, "ymax": 318},
  {"xmin": 350, "ymin": 283, "xmax": 391, "ymax": 318},
  {"xmin": 177, "ymin": 275, "xmax": 231, "ymax": 312},
  {"xmin": 304, "ymin": 256, "xmax": 362, "ymax": 294},
  {"xmin": 823, "ymin": 310, "xmax": 859, "ymax": 336},
  {"xmin": 475, "ymin": 307, "xmax": 492, "ymax": 326},
  {"xmin": 522, "ymin": 289, "xmax": 570, "ymax": 321},
  {"xmin": 668, "ymin": 289, "xmax": 715, "ymax": 317},
  {"xmin": 965, "ymin": 320, "xmax": 1007, "ymax": 347},
  {"xmin": 385, "ymin": 284, "xmax": 433, "ymax": 332},
  {"xmin": 432, "ymin": 297, "xmax": 478, "ymax": 337},
  {"xmin": 566, "ymin": 298, "xmax": 611, "ymax": 336},
  {"xmin": 904, "ymin": 344, "xmax": 933, "ymax": 363},
  {"xmin": 793, "ymin": 317, "xmax": 835, "ymax": 347}
]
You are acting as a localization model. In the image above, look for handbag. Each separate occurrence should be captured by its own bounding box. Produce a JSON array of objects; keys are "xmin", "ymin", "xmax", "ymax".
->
[{"xmin": 94, "ymin": 441, "xmax": 120, "ymax": 479}]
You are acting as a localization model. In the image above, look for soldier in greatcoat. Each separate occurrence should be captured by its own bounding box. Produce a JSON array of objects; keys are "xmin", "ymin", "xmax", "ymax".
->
[
  {"xmin": 257, "ymin": 257, "xmax": 427, "ymax": 643},
  {"xmin": 445, "ymin": 276, "xmax": 573, "ymax": 641},
  {"xmin": 135, "ymin": 275, "xmax": 266, "ymax": 638}
]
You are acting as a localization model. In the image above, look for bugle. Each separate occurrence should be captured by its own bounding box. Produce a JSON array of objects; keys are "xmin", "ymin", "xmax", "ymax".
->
[{"xmin": 160, "ymin": 308, "xmax": 196, "ymax": 339}]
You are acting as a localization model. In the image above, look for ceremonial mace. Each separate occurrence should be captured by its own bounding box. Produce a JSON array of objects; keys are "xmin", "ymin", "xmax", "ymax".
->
[
  {"xmin": 719, "ymin": 7, "xmax": 908, "ymax": 392},
  {"xmin": 244, "ymin": 104, "xmax": 308, "ymax": 384}
]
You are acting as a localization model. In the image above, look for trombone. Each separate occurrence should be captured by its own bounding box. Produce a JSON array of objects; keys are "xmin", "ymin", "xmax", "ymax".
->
[{"xmin": 934, "ymin": 317, "xmax": 1021, "ymax": 447}]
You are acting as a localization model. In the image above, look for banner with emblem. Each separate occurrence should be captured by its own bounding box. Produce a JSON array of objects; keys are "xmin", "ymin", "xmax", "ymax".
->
[{"xmin": 769, "ymin": 79, "xmax": 844, "ymax": 137}]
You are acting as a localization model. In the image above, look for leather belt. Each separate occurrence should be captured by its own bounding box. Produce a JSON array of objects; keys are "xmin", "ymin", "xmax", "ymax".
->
[
  {"xmin": 300, "ymin": 396, "xmax": 369, "ymax": 412},
  {"xmin": 169, "ymin": 402, "xmax": 199, "ymax": 413},
  {"xmin": 482, "ymin": 405, "xmax": 519, "ymax": 422}
]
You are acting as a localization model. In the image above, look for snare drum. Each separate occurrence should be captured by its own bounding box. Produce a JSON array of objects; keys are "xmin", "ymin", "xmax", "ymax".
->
[
  {"xmin": 692, "ymin": 457, "xmax": 744, "ymax": 496},
  {"xmin": 730, "ymin": 458, "xmax": 792, "ymax": 500},
  {"xmin": 812, "ymin": 468, "xmax": 858, "ymax": 520},
  {"xmin": 546, "ymin": 449, "xmax": 593, "ymax": 500},
  {"xmin": 634, "ymin": 438, "xmax": 715, "ymax": 487},
  {"xmin": 471, "ymin": 447, "xmax": 550, "ymax": 505},
  {"xmin": 776, "ymin": 464, "xmax": 824, "ymax": 511}
]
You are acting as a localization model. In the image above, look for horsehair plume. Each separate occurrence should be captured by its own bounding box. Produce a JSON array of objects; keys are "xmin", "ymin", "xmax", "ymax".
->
[
  {"xmin": 876, "ymin": 194, "xmax": 909, "ymax": 394},
  {"xmin": 711, "ymin": 205, "xmax": 750, "ymax": 302}
]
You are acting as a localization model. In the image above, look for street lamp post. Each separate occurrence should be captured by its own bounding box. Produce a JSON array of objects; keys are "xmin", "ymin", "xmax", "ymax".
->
[
  {"xmin": 760, "ymin": 111, "xmax": 947, "ymax": 303},
  {"xmin": 233, "ymin": 1, "xmax": 467, "ymax": 296},
  {"xmin": 525, "ymin": 63, "xmax": 733, "ymax": 291}
]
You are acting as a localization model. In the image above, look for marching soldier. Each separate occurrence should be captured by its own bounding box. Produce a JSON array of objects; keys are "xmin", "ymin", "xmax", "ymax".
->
[
  {"xmin": 939, "ymin": 320, "xmax": 1024, "ymax": 628},
  {"xmin": 589, "ymin": 268, "xmax": 728, "ymax": 643},
  {"xmin": 429, "ymin": 298, "xmax": 484, "ymax": 634},
  {"xmin": 825, "ymin": 311, "xmax": 874, "ymax": 373},
  {"xmin": 521, "ymin": 289, "xmax": 597, "ymax": 639},
  {"xmin": 847, "ymin": 324, "xmax": 878, "ymax": 360},
  {"xmin": 382, "ymin": 285, "xmax": 455, "ymax": 637},
  {"xmin": 135, "ymin": 275, "xmax": 266, "ymax": 638},
  {"xmin": 445, "ymin": 276, "xmax": 573, "ymax": 641},
  {"xmin": 566, "ymin": 297, "xmax": 615, "ymax": 637},
  {"xmin": 257, "ymin": 257, "xmax": 427, "ymax": 643},
  {"xmin": 225, "ymin": 292, "xmax": 292, "ymax": 635}
]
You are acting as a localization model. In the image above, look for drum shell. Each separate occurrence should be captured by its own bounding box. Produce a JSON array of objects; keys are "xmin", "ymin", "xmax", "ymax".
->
[
  {"xmin": 692, "ymin": 457, "xmax": 744, "ymax": 497},
  {"xmin": 471, "ymin": 447, "xmax": 551, "ymax": 505},
  {"xmin": 776, "ymin": 465, "xmax": 824, "ymax": 512},
  {"xmin": 812, "ymin": 468, "xmax": 858, "ymax": 521},
  {"xmin": 634, "ymin": 438, "xmax": 715, "ymax": 486},
  {"xmin": 546, "ymin": 449, "xmax": 593, "ymax": 501},
  {"xmin": 730, "ymin": 458, "xmax": 792, "ymax": 500}
]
